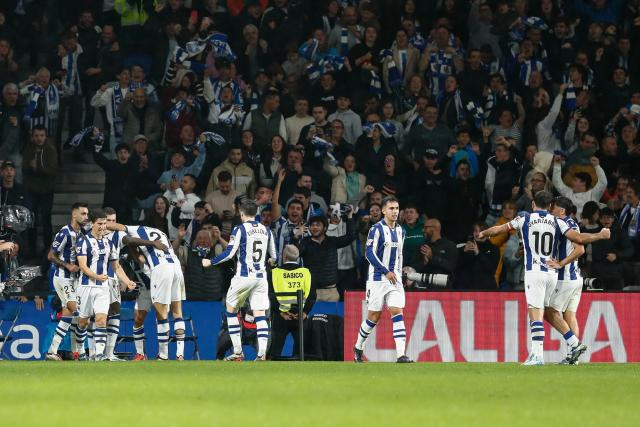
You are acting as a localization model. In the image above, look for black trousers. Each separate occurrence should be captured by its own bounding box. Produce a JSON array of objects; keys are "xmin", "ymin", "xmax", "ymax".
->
[
  {"xmin": 268, "ymin": 313, "xmax": 306, "ymax": 359},
  {"xmin": 28, "ymin": 191, "xmax": 54, "ymax": 254}
]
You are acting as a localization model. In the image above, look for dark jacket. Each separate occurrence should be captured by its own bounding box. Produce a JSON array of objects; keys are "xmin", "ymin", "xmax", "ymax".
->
[
  {"xmin": 298, "ymin": 218, "xmax": 356, "ymax": 289},
  {"xmin": 454, "ymin": 240, "xmax": 500, "ymax": 290},
  {"xmin": 184, "ymin": 248, "xmax": 224, "ymax": 301},
  {"xmin": 0, "ymin": 182, "xmax": 31, "ymax": 209},
  {"xmin": 93, "ymin": 151, "xmax": 137, "ymax": 223},
  {"xmin": 23, "ymin": 141, "xmax": 58, "ymax": 194},
  {"xmin": 412, "ymin": 167, "xmax": 450, "ymax": 220},
  {"xmin": 592, "ymin": 225, "xmax": 634, "ymax": 288},
  {"xmin": 411, "ymin": 237, "xmax": 458, "ymax": 288}
]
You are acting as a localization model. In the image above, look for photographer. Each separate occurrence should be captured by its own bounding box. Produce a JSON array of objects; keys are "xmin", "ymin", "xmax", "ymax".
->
[
  {"xmin": 298, "ymin": 209, "xmax": 356, "ymax": 302},
  {"xmin": 411, "ymin": 218, "xmax": 457, "ymax": 289},
  {"xmin": 454, "ymin": 222, "xmax": 500, "ymax": 290}
]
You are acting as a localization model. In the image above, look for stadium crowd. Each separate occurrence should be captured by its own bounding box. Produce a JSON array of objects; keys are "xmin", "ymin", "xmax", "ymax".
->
[{"xmin": 0, "ymin": 0, "xmax": 640, "ymax": 310}]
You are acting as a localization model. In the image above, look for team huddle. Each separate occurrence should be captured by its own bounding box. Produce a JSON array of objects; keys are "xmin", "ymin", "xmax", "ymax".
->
[
  {"xmin": 44, "ymin": 192, "xmax": 610, "ymax": 364},
  {"xmin": 45, "ymin": 203, "xmax": 187, "ymax": 361}
]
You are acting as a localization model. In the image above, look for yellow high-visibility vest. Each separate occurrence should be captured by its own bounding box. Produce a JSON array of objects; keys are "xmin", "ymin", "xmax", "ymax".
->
[{"xmin": 271, "ymin": 265, "xmax": 312, "ymax": 312}]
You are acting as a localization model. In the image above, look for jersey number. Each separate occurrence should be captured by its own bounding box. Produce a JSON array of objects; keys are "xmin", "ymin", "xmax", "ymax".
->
[
  {"xmin": 149, "ymin": 231, "xmax": 161, "ymax": 241},
  {"xmin": 532, "ymin": 231, "xmax": 553, "ymax": 256},
  {"xmin": 252, "ymin": 241, "xmax": 263, "ymax": 262}
]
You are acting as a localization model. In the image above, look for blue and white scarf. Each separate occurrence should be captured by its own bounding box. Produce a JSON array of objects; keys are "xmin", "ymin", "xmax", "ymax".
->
[
  {"xmin": 409, "ymin": 32, "xmax": 426, "ymax": 53},
  {"xmin": 200, "ymin": 131, "xmax": 227, "ymax": 146},
  {"xmin": 436, "ymin": 89, "xmax": 465, "ymax": 122},
  {"xmin": 428, "ymin": 50, "xmax": 454, "ymax": 96},
  {"xmin": 70, "ymin": 127, "xmax": 104, "ymax": 151},
  {"xmin": 111, "ymin": 83, "xmax": 126, "ymax": 139},
  {"xmin": 340, "ymin": 27, "xmax": 349, "ymax": 57},
  {"xmin": 23, "ymin": 84, "xmax": 59, "ymax": 122},
  {"xmin": 518, "ymin": 58, "xmax": 545, "ymax": 86},
  {"xmin": 380, "ymin": 49, "xmax": 402, "ymax": 87},
  {"xmin": 620, "ymin": 203, "xmax": 640, "ymax": 239},
  {"xmin": 299, "ymin": 38, "xmax": 319, "ymax": 61},
  {"xmin": 369, "ymin": 70, "xmax": 382, "ymax": 96},
  {"xmin": 563, "ymin": 84, "xmax": 587, "ymax": 112},
  {"xmin": 209, "ymin": 32, "xmax": 237, "ymax": 61},
  {"xmin": 167, "ymin": 100, "xmax": 187, "ymax": 122},
  {"xmin": 466, "ymin": 101, "xmax": 486, "ymax": 129},
  {"xmin": 62, "ymin": 45, "xmax": 83, "ymax": 96}
]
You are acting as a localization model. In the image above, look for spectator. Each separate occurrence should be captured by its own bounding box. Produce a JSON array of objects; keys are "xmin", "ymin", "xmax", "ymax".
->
[
  {"xmin": 271, "ymin": 169, "xmax": 310, "ymax": 262},
  {"xmin": 285, "ymin": 97, "xmax": 313, "ymax": 146},
  {"xmin": 298, "ymin": 211, "xmax": 356, "ymax": 302},
  {"xmin": 485, "ymin": 142, "xmax": 521, "ymax": 225},
  {"xmin": 405, "ymin": 105, "xmax": 455, "ymax": 167},
  {"xmin": 355, "ymin": 121, "xmax": 396, "ymax": 187},
  {"xmin": 164, "ymin": 173, "xmax": 201, "ymax": 239},
  {"xmin": 327, "ymin": 119, "xmax": 355, "ymax": 165},
  {"xmin": 117, "ymin": 88, "xmax": 163, "ymax": 149},
  {"xmin": 258, "ymin": 135, "xmax": 286, "ymax": 188},
  {"xmin": 488, "ymin": 201, "xmax": 518, "ymax": 285},
  {"xmin": 0, "ymin": 83, "xmax": 22, "ymax": 180},
  {"xmin": 157, "ymin": 149, "xmax": 206, "ymax": 191},
  {"xmin": 207, "ymin": 144, "xmax": 256, "ymax": 197},
  {"xmin": 19, "ymin": 67, "xmax": 61, "ymax": 138},
  {"xmin": 298, "ymin": 103, "xmax": 332, "ymax": 148},
  {"xmin": 23, "ymin": 126, "xmax": 57, "ymax": 256},
  {"xmin": 94, "ymin": 141, "xmax": 136, "ymax": 224},
  {"xmin": 381, "ymin": 29, "xmax": 420, "ymax": 95},
  {"xmin": 324, "ymin": 152, "xmax": 367, "ymax": 205},
  {"xmin": 401, "ymin": 203, "xmax": 425, "ymax": 266},
  {"xmin": 0, "ymin": 161, "xmax": 29, "ymax": 208},
  {"xmin": 455, "ymin": 222, "xmax": 500, "ymax": 290},
  {"xmin": 90, "ymin": 66, "xmax": 131, "ymax": 152},
  {"xmin": 327, "ymin": 93, "xmax": 362, "ymax": 145},
  {"xmin": 412, "ymin": 148, "xmax": 450, "ymax": 221},
  {"xmin": 447, "ymin": 159, "xmax": 483, "ymax": 243},
  {"xmin": 619, "ymin": 181, "xmax": 640, "ymax": 287},
  {"xmin": 289, "ymin": 186, "xmax": 325, "ymax": 223},
  {"xmin": 174, "ymin": 227, "xmax": 225, "ymax": 301},
  {"xmin": 592, "ymin": 207, "xmax": 634, "ymax": 290},
  {"xmin": 243, "ymin": 90, "xmax": 287, "ymax": 149},
  {"xmin": 411, "ymin": 218, "xmax": 458, "ymax": 288},
  {"xmin": 206, "ymin": 171, "xmax": 237, "ymax": 226},
  {"xmin": 143, "ymin": 195, "xmax": 170, "ymax": 236},
  {"xmin": 130, "ymin": 134, "xmax": 163, "ymax": 216},
  {"xmin": 552, "ymin": 155, "xmax": 607, "ymax": 218},
  {"xmin": 286, "ymin": 173, "xmax": 328, "ymax": 214}
]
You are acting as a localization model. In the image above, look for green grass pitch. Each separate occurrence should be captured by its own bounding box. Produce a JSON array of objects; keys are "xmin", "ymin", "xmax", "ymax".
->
[{"xmin": 1, "ymin": 362, "xmax": 638, "ymax": 427}]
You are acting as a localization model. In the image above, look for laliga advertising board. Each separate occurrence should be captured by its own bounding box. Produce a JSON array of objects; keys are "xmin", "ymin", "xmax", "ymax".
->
[{"xmin": 344, "ymin": 292, "xmax": 640, "ymax": 363}]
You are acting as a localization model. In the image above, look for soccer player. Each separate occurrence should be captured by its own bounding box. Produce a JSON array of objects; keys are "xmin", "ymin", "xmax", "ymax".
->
[
  {"xmin": 546, "ymin": 197, "xmax": 587, "ymax": 364},
  {"xmin": 479, "ymin": 191, "xmax": 610, "ymax": 365},
  {"xmin": 45, "ymin": 203, "xmax": 89, "ymax": 360},
  {"xmin": 75, "ymin": 209, "xmax": 137, "ymax": 361},
  {"xmin": 107, "ymin": 222, "xmax": 184, "ymax": 360},
  {"xmin": 353, "ymin": 196, "xmax": 412, "ymax": 363},
  {"xmin": 202, "ymin": 199, "xmax": 276, "ymax": 361}
]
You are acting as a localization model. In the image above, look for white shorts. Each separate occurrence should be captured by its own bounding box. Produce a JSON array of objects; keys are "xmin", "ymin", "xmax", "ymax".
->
[
  {"xmin": 550, "ymin": 278, "xmax": 583, "ymax": 313},
  {"xmin": 135, "ymin": 285, "xmax": 152, "ymax": 312},
  {"xmin": 108, "ymin": 277, "xmax": 121, "ymax": 304},
  {"xmin": 77, "ymin": 286, "xmax": 110, "ymax": 318},
  {"xmin": 173, "ymin": 263, "xmax": 186, "ymax": 302},
  {"xmin": 226, "ymin": 276, "xmax": 269, "ymax": 311},
  {"xmin": 52, "ymin": 276, "xmax": 77, "ymax": 307},
  {"xmin": 150, "ymin": 263, "xmax": 182, "ymax": 306},
  {"xmin": 524, "ymin": 271, "xmax": 557, "ymax": 309},
  {"xmin": 365, "ymin": 279, "xmax": 405, "ymax": 312}
]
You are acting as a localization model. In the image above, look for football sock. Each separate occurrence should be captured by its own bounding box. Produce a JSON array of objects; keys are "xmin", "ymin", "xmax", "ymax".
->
[
  {"xmin": 157, "ymin": 319, "xmax": 170, "ymax": 359},
  {"xmin": 564, "ymin": 330, "xmax": 579, "ymax": 353},
  {"xmin": 530, "ymin": 320, "xmax": 545, "ymax": 358},
  {"xmin": 355, "ymin": 319, "xmax": 377, "ymax": 351},
  {"xmin": 391, "ymin": 314, "xmax": 407, "ymax": 358},
  {"xmin": 87, "ymin": 320, "xmax": 96, "ymax": 357},
  {"xmin": 174, "ymin": 318, "xmax": 185, "ymax": 359},
  {"xmin": 69, "ymin": 315, "xmax": 79, "ymax": 353},
  {"xmin": 75, "ymin": 325, "xmax": 87, "ymax": 353},
  {"xmin": 105, "ymin": 314, "xmax": 120, "ymax": 358},
  {"xmin": 94, "ymin": 327, "xmax": 107, "ymax": 357},
  {"xmin": 133, "ymin": 326, "xmax": 145, "ymax": 355},
  {"xmin": 226, "ymin": 311, "xmax": 242, "ymax": 354},
  {"xmin": 49, "ymin": 316, "xmax": 72, "ymax": 354},
  {"xmin": 255, "ymin": 316, "xmax": 269, "ymax": 358}
]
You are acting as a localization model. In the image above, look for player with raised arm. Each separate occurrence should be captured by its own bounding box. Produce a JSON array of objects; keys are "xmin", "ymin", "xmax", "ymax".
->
[
  {"xmin": 479, "ymin": 191, "xmax": 610, "ymax": 365},
  {"xmin": 75, "ymin": 209, "xmax": 138, "ymax": 361},
  {"xmin": 546, "ymin": 197, "xmax": 588, "ymax": 364},
  {"xmin": 106, "ymin": 222, "xmax": 183, "ymax": 360},
  {"xmin": 202, "ymin": 199, "xmax": 276, "ymax": 361},
  {"xmin": 45, "ymin": 203, "xmax": 89, "ymax": 360},
  {"xmin": 353, "ymin": 196, "xmax": 412, "ymax": 364}
]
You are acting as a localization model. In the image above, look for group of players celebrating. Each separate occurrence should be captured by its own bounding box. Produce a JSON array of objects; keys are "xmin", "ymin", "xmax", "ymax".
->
[
  {"xmin": 352, "ymin": 192, "xmax": 611, "ymax": 365},
  {"xmin": 45, "ymin": 203, "xmax": 187, "ymax": 361},
  {"xmin": 44, "ymin": 191, "xmax": 610, "ymax": 364}
]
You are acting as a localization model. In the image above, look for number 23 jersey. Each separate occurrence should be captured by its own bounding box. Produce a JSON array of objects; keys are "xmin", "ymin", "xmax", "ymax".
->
[{"xmin": 508, "ymin": 210, "xmax": 571, "ymax": 273}]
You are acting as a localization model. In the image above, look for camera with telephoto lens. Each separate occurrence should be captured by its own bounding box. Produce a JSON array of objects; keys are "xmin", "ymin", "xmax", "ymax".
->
[
  {"xmin": 402, "ymin": 267, "xmax": 450, "ymax": 288},
  {"xmin": 583, "ymin": 277, "xmax": 602, "ymax": 291}
]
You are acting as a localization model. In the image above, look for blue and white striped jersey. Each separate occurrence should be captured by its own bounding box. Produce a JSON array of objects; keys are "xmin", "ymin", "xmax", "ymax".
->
[
  {"xmin": 76, "ymin": 234, "xmax": 118, "ymax": 287},
  {"xmin": 50, "ymin": 224, "xmax": 84, "ymax": 279},
  {"xmin": 212, "ymin": 221, "xmax": 276, "ymax": 278},
  {"xmin": 508, "ymin": 211, "xmax": 568, "ymax": 273},
  {"xmin": 124, "ymin": 225, "xmax": 176, "ymax": 268},
  {"xmin": 106, "ymin": 231, "xmax": 127, "ymax": 278},
  {"xmin": 365, "ymin": 220, "xmax": 405, "ymax": 282},
  {"xmin": 556, "ymin": 217, "xmax": 581, "ymax": 281}
]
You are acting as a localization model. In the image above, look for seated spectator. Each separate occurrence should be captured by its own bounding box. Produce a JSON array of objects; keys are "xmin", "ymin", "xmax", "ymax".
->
[
  {"xmin": 410, "ymin": 218, "xmax": 458, "ymax": 288},
  {"xmin": 592, "ymin": 207, "xmax": 634, "ymax": 291},
  {"xmin": 207, "ymin": 144, "xmax": 256, "ymax": 197},
  {"xmin": 552, "ymin": 154, "xmax": 607, "ymax": 218},
  {"xmin": 619, "ymin": 181, "xmax": 640, "ymax": 287},
  {"xmin": 454, "ymin": 222, "xmax": 500, "ymax": 290}
]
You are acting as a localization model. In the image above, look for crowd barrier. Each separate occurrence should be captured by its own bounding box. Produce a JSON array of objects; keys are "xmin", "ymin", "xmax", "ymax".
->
[
  {"xmin": 344, "ymin": 291, "xmax": 639, "ymax": 363},
  {"xmin": 0, "ymin": 300, "xmax": 343, "ymax": 360}
]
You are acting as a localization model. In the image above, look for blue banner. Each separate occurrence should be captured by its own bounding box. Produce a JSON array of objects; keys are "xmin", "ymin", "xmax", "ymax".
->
[{"xmin": 0, "ymin": 300, "xmax": 343, "ymax": 360}]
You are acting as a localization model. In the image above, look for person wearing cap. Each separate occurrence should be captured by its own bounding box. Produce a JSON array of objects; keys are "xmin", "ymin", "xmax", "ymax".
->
[
  {"xmin": 298, "ymin": 209, "xmax": 355, "ymax": 302},
  {"xmin": 94, "ymin": 140, "xmax": 137, "ymax": 224},
  {"xmin": 157, "ymin": 147, "xmax": 206, "ymax": 191},
  {"xmin": 354, "ymin": 119, "xmax": 396, "ymax": 189},
  {"xmin": 268, "ymin": 244, "xmax": 315, "ymax": 359},
  {"xmin": 328, "ymin": 93, "xmax": 362, "ymax": 145},
  {"xmin": 405, "ymin": 104, "xmax": 455, "ymax": 167},
  {"xmin": 0, "ymin": 160, "xmax": 30, "ymax": 209},
  {"xmin": 591, "ymin": 207, "xmax": 634, "ymax": 290},
  {"xmin": 411, "ymin": 147, "xmax": 450, "ymax": 220},
  {"xmin": 0, "ymin": 83, "xmax": 23, "ymax": 181}
]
